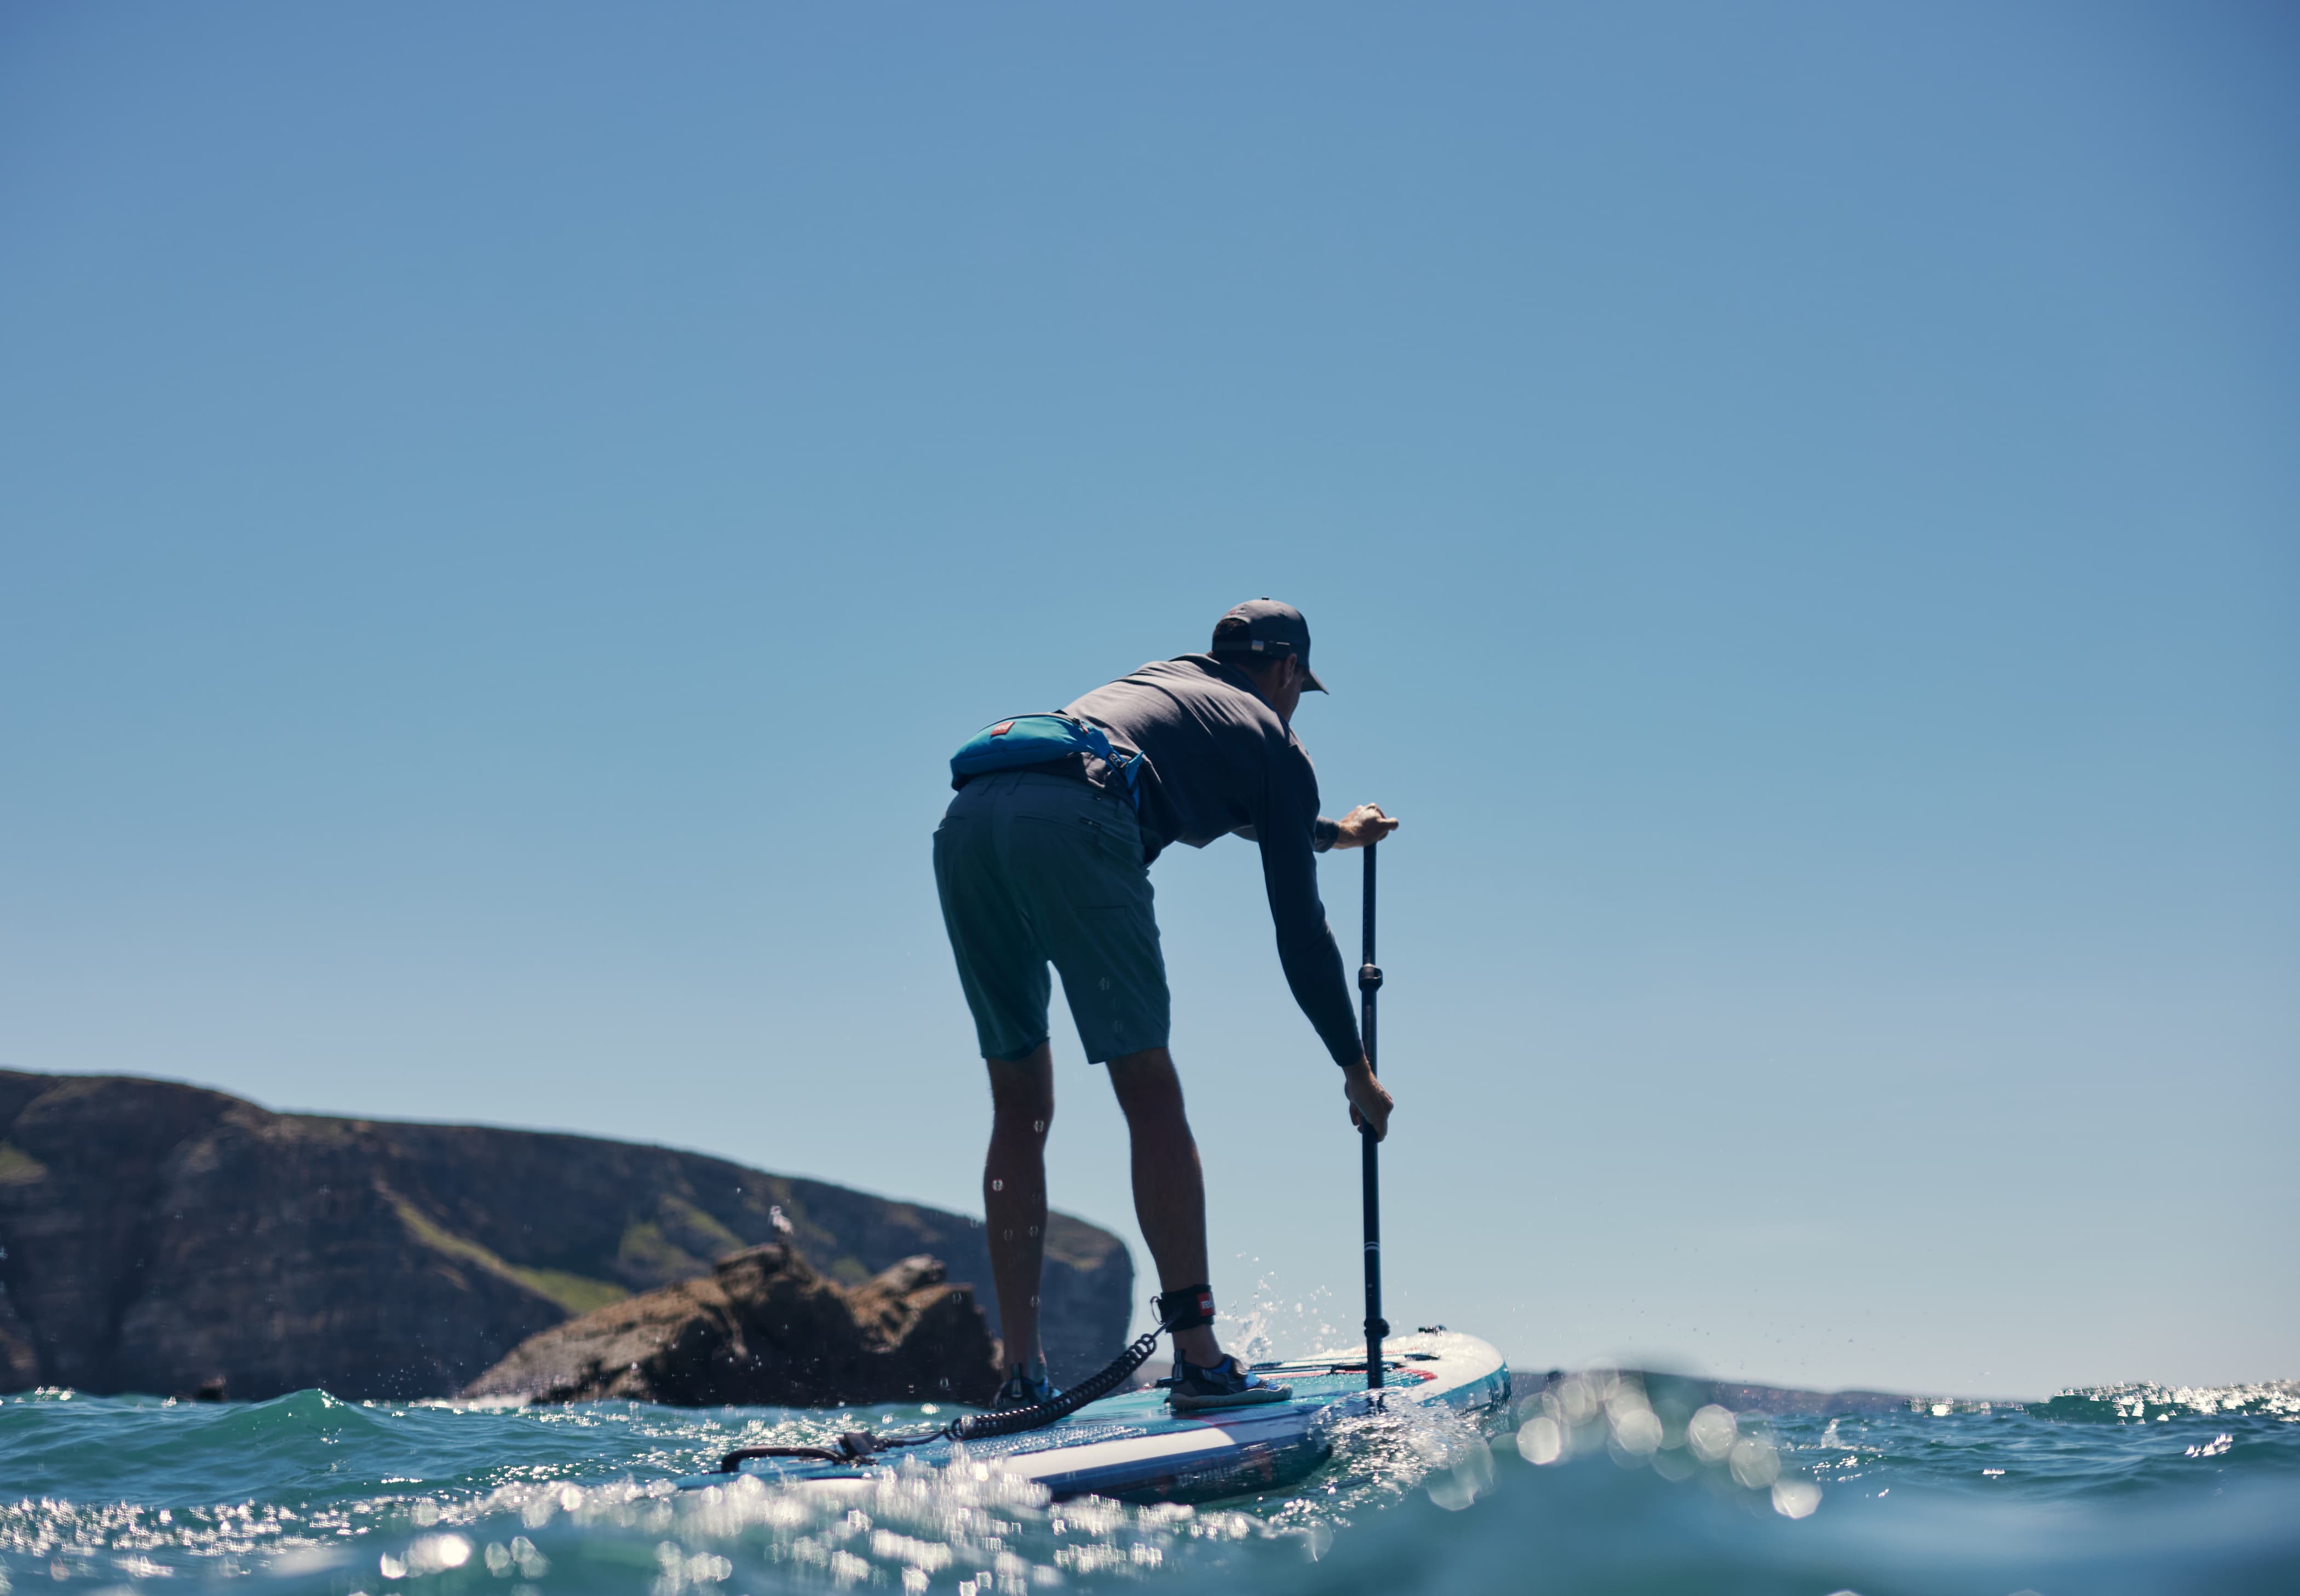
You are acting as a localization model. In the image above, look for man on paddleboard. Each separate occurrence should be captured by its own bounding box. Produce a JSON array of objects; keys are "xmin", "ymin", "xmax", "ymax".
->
[{"xmin": 936, "ymin": 599, "xmax": 1397, "ymax": 1411}]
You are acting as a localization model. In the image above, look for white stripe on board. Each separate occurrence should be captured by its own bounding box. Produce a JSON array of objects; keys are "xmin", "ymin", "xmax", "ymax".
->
[{"xmin": 997, "ymin": 1425, "xmax": 1237, "ymax": 1482}]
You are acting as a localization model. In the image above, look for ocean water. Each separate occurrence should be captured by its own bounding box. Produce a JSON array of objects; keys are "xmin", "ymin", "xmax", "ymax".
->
[{"xmin": 5, "ymin": 1371, "xmax": 2296, "ymax": 1595}]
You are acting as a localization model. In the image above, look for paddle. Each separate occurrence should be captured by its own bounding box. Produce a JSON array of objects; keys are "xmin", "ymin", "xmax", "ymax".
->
[{"xmin": 1359, "ymin": 842, "xmax": 1389, "ymax": 1393}]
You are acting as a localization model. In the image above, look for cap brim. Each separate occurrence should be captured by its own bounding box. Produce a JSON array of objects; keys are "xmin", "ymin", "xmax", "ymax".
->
[{"xmin": 1302, "ymin": 664, "xmax": 1329, "ymax": 693}]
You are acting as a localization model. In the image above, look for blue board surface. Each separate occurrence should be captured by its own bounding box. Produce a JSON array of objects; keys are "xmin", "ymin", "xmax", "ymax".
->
[{"xmin": 686, "ymin": 1330, "xmax": 1508, "ymax": 1506}]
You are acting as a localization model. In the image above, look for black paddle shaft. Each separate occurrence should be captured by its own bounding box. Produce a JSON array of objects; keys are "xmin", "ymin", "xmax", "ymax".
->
[{"xmin": 1359, "ymin": 843, "xmax": 1388, "ymax": 1391}]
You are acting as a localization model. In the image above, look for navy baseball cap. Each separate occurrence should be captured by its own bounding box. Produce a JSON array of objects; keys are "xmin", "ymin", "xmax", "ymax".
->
[{"xmin": 1210, "ymin": 598, "xmax": 1328, "ymax": 692}]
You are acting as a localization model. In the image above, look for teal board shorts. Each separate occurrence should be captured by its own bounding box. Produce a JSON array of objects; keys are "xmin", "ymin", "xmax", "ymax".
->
[{"xmin": 933, "ymin": 770, "xmax": 1170, "ymax": 1064}]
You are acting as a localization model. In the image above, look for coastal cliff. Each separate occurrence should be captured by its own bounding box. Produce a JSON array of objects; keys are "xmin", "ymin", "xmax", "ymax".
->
[{"xmin": 0, "ymin": 1070, "xmax": 1131, "ymax": 1401}]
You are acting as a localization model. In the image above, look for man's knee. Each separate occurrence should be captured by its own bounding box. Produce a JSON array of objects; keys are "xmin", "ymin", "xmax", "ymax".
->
[
  {"xmin": 987, "ymin": 1043, "xmax": 1056, "ymax": 1122},
  {"xmin": 1107, "ymin": 1047, "xmax": 1185, "ymax": 1125}
]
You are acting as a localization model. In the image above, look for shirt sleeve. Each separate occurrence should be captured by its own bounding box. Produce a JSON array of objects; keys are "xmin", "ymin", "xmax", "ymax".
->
[{"xmin": 1255, "ymin": 747, "xmax": 1364, "ymax": 1068}]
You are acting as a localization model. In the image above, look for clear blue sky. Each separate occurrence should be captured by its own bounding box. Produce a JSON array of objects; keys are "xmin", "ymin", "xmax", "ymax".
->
[{"xmin": 3, "ymin": 3, "xmax": 2293, "ymax": 1397}]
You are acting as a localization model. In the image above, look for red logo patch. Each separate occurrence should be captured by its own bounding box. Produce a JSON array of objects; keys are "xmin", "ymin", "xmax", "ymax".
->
[{"xmin": 991, "ymin": 721, "xmax": 1015, "ymax": 736}]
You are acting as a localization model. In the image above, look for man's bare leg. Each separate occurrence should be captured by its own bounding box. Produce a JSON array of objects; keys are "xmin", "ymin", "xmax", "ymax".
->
[
  {"xmin": 984, "ymin": 1044, "xmax": 1055, "ymax": 1374},
  {"xmin": 1105, "ymin": 1047, "xmax": 1224, "ymax": 1369}
]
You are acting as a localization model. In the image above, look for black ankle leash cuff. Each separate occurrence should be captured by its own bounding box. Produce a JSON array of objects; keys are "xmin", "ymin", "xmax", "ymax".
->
[{"xmin": 1154, "ymin": 1284, "xmax": 1216, "ymax": 1331}]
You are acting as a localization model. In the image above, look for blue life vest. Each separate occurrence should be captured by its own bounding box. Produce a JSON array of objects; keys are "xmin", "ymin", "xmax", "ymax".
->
[{"xmin": 950, "ymin": 714, "xmax": 1145, "ymax": 809}]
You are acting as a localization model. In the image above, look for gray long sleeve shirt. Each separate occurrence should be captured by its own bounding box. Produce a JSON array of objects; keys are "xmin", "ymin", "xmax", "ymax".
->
[{"xmin": 1063, "ymin": 655, "xmax": 1361, "ymax": 1069}]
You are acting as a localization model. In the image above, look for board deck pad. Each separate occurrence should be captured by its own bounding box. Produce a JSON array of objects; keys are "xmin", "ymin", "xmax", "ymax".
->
[{"xmin": 690, "ymin": 1330, "xmax": 1508, "ymax": 1506}]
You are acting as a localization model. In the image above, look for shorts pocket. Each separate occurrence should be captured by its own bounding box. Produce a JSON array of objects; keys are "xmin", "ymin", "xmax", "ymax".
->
[
  {"xmin": 1076, "ymin": 813, "xmax": 1146, "ymax": 868},
  {"xmin": 1012, "ymin": 809, "xmax": 1136, "ymax": 856}
]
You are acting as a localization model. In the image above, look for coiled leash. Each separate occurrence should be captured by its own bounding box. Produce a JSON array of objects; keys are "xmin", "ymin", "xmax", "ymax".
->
[{"xmin": 717, "ymin": 1286, "xmax": 1215, "ymax": 1473}]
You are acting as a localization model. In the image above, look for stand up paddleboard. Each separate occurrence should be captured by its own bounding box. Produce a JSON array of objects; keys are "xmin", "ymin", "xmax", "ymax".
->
[{"xmin": 691, "ymin": 1330, "xmax": 1508, "ymax": 1505}]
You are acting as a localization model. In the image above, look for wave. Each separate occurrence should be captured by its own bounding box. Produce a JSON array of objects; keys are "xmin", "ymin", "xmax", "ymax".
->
[{"xmin": 5, "ymin": 1374, "xmax": 2297, "ymax": 1594}]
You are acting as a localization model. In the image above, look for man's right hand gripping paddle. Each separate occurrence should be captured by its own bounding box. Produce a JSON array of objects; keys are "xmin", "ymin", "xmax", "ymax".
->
[{"xmin": 1344, "ymin": 1058, "xmax": 1393, "ymax": 1141}]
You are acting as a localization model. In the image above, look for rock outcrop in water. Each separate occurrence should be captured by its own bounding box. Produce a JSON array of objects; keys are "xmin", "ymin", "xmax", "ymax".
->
[
  {"xmin": 463, "ymin": 1243, "xmax": 1001, "ymax": 1405},
  {"xmin": 0, "ymin": 1070, "xmax": 1131, "ymax": 1401}
]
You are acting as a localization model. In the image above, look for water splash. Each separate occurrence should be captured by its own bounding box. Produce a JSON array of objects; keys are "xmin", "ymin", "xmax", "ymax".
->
[{"xmin": 2031, "ymin": 1379, "xmax": 2300, "ymax": 1425}]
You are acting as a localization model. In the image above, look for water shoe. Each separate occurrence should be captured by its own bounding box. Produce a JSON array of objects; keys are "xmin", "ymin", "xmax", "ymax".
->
[
  {"xmin": 1167, "ymin": 1354, "xmax": 1292, "ymax": 1411},
  {"xmin": 992, "ymin": 1365, "xmax": 1063, "ymax": 1411}
]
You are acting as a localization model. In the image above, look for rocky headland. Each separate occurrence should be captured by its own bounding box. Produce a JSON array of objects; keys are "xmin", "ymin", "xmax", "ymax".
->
[
  {"xmin": 463, "ymin": 1244, "xmax": 1000, "ymax": 1405},
  {"xmin": 0, "ymin": 1070, "xmax": 1131, "ymax": 1402}
]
